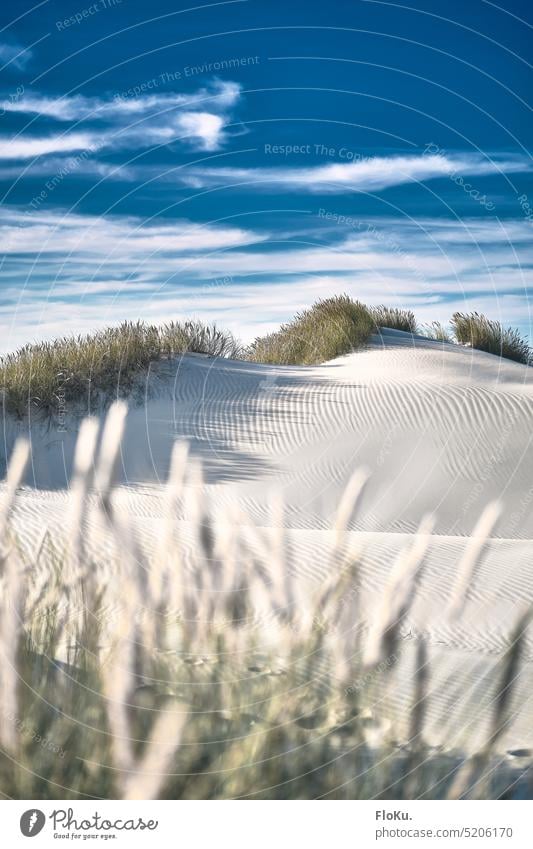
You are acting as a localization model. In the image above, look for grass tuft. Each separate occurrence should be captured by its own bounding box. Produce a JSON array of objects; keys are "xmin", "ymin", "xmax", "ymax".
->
[
  {"xmin": 451, "ymin": 312, "xmax": 531, "ymax": 365},
  {"xmin": 421, "ymin": 321, "xmax": 453, "ymax": 343},
  {"xmin": 371, "ymin": 305, "xmax": 418, "ymax": 333},
  {"xmin": 246, "ymin": 295, "xmax": 375, "ymax": 365},
  {"xmin": 0, "ymin": 320, "xmax": 242, "ymax": 419}
]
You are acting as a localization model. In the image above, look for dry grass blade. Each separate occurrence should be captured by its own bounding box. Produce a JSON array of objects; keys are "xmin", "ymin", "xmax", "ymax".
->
[
  {"xmin": 0, "ymin": 543, "xmax": 23, "ymax": 752},
  {"xmin": 0, "ymin": 439, "xmax": 30, "ymax": 750},
  {"xmin": 102, "ymin": 584, "xmax": 137, "ymax": 775},
  {"xmin": 447, "ymin": 501, "xmax": 501, "ymax": 620},
  {"xmin": 334, "ymin": 467, "xmax": 370, "ymax": 555},
  {"xmin": 404, "ymin": 639, "xmax": 430, "ymax": 799},
  {"xmin": 447, "ymin": 608, "xmax": 532, "ymax": 800},
  {"xmin": 94, "ymin": 401, "xmax": 128, "ymax": 503},
  {"xmin": 152, "ymin": 441, "xmax": 189, "ymax": 607},
  {"xmin": 484, "ymin": 608, "xmax": 532, "ymax": 754},
  {"xmin": 0, "ymin": 438, "xmax": 29, "ymax": 544},
  {"xmin": 68, "ymin": 417, "xmax": 99, "ymax": 565},
  {"xmin": 122, "ymin": 704, "xmax": 188, "ymax": 800},
  {"xmin": 364, "ymin": 515, "xmax": 434, "ymax": 668}
]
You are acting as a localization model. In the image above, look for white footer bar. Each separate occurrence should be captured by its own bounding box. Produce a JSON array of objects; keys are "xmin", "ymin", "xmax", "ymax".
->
[{"xmin": 4, "ymin": 799, "xmax": 531, "ymax": 848}]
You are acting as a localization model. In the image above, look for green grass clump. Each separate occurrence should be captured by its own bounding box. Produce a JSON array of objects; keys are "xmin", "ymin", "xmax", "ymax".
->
[
  {"xmin": 451, "ymin": 312, "xmax": 531, "ymax": 365},
  {"xmin": 247, "ymin": 295, "xmax": 375, "ymax": 365},
  {"xmin": 371, "ymin": 305, "xmax": 418, "ymax": 333},
  {"xmin": 0, "ymin": 320, "xmax": 241, "ymax": 418},
  {"xmin": 421, "ymin": 321, "xmax": 453, "ymax": 343}
]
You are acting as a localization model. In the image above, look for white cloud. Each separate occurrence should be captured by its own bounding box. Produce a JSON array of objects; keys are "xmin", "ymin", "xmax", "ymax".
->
[
  {"xmin": 0, "ymin": 81, "xmax": 241, "ymax": 122},
  {"xmin": 2, "ymin": 277, "xmax": 532, "ymax": 357},
  {"xmin": 0, "ymin": 133, "xmax": 99, "ymax": 160},
  {"xmin": 0, "ymin": 81, "xmax": 242, "ymax": 159},
  {"xmin": 2, "ymin": 147, "xmax": 527, "ymax": 191},
  {"xmin": 386, "ymin": 217, "xmax": 533, "ymax": 245},
  {"xmin": 0, "ymin": 207, "xmax": 531, "ymax": 354},
  {"xmin": 0, "ymin": 114, "xmax": 229, "ymax": 160},
  {"xmin": 174, "ymin": 112, "xmax": 226, "ymax": 151},
  {"xmin": 0, "ymin": 208, "xmax": 267, "ymax": 256},
  {"xmin": 0, "ymin": 94, "xmax": 91, "ymax": 121},
  {"xmin": 0, "ymin": 41, "xmax": 33, "ymax": 71},
  {"xmin": 181, "ymin": 153, "xmax": 532, "ymax": 193}
]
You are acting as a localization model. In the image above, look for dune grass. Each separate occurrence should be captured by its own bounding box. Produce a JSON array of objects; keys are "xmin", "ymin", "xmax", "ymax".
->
[
  {"xmin": 371, "ymin": 305, "xmax": 418, "ymax": 334},
  {"xmin": 451, "ymin": 312, "xmax": 531, "ymax": 365},
  {"xmin": 0, "ymin": 406, "xmax": 530, "ymax": 800},
  {"xmin": 421, "ymin": 321, "xmax": 453, "ymax": 343},
  {"xmin": 246, "ymin": 295, "xmax": 376, "ymax": 365},
  {"xmin": 0, "ymin": 302, "xmax": 530, "ymax": 421},
  {"xmin": 0, "ymin": 320, "xmax": 241, "ymax": 418}
]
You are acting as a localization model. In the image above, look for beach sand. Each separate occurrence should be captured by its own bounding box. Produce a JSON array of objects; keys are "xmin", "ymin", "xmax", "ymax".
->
[{"xmin": 3, "ymin": 328, "xmax": 533, "ymax": 753}]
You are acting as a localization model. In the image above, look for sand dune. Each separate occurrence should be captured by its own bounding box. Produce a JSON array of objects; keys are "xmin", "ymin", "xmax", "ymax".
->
[{"xmin": 2, "ymin": 328, "xmax": 533, "ymax": 751}]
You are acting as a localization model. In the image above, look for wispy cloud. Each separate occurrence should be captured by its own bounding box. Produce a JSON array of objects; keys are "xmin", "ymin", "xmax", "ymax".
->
[
  {"xmin": 0, "ymin": 41, "xmax": 33, "ymax": 71},
  {"xmin": 0, "ymin": 208, "xmax": 266, "ymax": 255},
  {"xmin": 1, "ymin": 277, "xmax": 531, "ymax": 357},
  {"xmin": 4, "ymin": 149, "xmax": 528, "ymax": 192},
  {"xmin": 0, "ymin": 81, "xmax": 243, "ymax": 159},
  {"xmin": 0, "ymin": 118, "xmax": 231, "ymax": 160},
  {"xmin": 0, "ymin": 133, "xmax": 99, "ymax": 160},
  {"xmin": 179, "ymin": 153, "xmax": 532, "ymax": 193},
  {"xmin": 2, "ymin": 209, "xmax": 529, "ymax": 275},
  {"xmin": 0, "ymin": 81, "xmax": 241, "ymax": 122},
  {"xmin": 0, "ymin": 207, "xmax": 530, "ymax": 352}
]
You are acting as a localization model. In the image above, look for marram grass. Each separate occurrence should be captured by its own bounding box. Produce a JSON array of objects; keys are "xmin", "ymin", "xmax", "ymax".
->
[
  {"xmin": 370, "ymin": 305, "xmax": 418, "ymax": 334},
  {"xmin": 0, "ymin": 319, "xmax": 242, "ymax": 419},
  {"xmin": 0, "ymin": 300, "xmax": 530, "ymax": 421},
  {"xmin": 0, "ymin": 404, "xmax": 530, "ymax": 800},
  {"xmin": 246, "ymin": 295, "xmax": 376, "ymax": 365},
  {"xmin": 421, "ymin": 321, "xmax": 453, "ymax": 343},
  {"xmin": 451, "ymin": 312, "xmax": 531, "ymax": 365}
]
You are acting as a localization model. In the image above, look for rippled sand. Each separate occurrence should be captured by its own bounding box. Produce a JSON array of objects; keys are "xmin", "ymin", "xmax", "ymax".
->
[{"xmin": 3, "ymin": 328, "xmax": 533, "ymax": 752}]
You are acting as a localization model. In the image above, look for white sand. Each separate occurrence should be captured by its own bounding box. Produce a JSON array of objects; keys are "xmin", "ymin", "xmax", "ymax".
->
[{"xmin": 3, "ymin": 328, "xmax": 533, "ymax": 752}]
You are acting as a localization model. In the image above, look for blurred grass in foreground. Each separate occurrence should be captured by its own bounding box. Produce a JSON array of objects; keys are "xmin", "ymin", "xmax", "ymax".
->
[{"xmin": 0, "ymin": 405, "xmax": 530, "ymax": 800}]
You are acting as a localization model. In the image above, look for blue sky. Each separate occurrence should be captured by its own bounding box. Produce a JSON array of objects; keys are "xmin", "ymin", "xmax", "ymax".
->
[{"xmin": 0, "ymin": 0, "xmax": 532, "ymax": 351}]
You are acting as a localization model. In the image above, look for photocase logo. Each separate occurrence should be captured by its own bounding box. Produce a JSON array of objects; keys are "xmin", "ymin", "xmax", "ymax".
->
[{"xmin": 20, "ymin": 810, "xmax": 46, "ymax": 837}]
